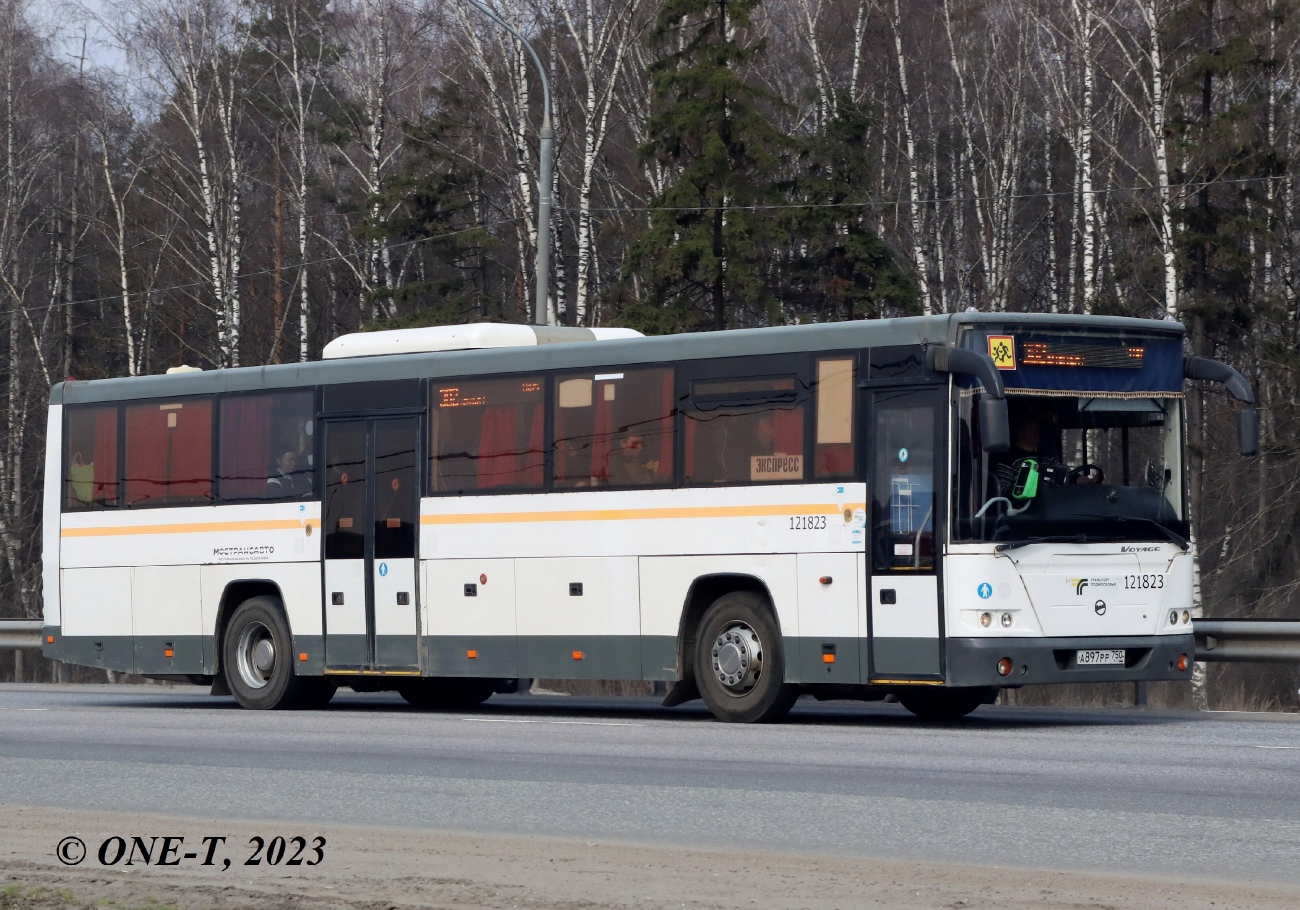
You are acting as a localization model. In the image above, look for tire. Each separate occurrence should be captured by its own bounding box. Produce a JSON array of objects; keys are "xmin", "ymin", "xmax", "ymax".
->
[
  {"xmin": 694, "ymin": 591, "xmax": 798, "ymax": 723},
  {"xmin": 221, "ymin": 596, "xmax": 323, "ymax": 710},
  {"xmin": 896, "ymin": 687, "xmax": 993, "ymax": 721},
  {"xmin": 398, "ymin": 677, "xmax": 497, "ymax": 710}
]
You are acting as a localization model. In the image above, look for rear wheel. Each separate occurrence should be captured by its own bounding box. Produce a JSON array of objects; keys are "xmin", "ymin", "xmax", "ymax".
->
[
  {"xmin": 896, "ymin": 687, "xmax": 993, "ymax": 721},
  {"xmin": 694, "ymin": 591, "xmax": 797, "ymax": 723},
  {"xmin": 398, "ymin": 677, "xmax": 497, "ymax": 710},
  {"xmin": 222, "ymin": 596, "xmax": 325, "ymax": 710}
]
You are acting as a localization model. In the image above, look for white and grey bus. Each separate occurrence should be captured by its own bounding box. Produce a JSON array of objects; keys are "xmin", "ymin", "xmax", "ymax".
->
[{"xmin": 41, "ymin": 314, "xmax": 1258, "ymax": 721}]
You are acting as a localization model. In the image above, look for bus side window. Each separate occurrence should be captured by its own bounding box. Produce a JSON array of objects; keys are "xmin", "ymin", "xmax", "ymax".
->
[
  {"xmin": 553, "ymin": 368, "xmax": 674, "ymax": 488},
  {"xmin": 64, "ymin": 404, "xmax": 119, "ymax": 509},
  {"xmin": 124, "ymin": 398, "xmax": 213, "ymax": 507},
  {"xmin": 685, "ymin": 376, "xmax": 805, "ymax": 485},
  {"xmin": 218, "ymin": 391, "xmax": 316, "ymax": 502},
  {"xmin": 814, "ymin": 357, "xmax": 855, "ymax": 478},
  {"xmin": 430, "ymin": 377, "xmax": 545, "ymax": 493}
]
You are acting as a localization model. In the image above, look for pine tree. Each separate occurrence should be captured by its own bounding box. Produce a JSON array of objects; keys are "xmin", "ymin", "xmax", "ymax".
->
[{"xmin": 624, "ymin": 0, "xmax": 787, "ymax": 333}]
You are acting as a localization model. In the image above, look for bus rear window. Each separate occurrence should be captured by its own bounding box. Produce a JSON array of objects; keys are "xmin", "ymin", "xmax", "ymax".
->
[
  {"xmin": 430, "ymin": 377, "xmax": 544, "ymax": 493},
  {"xmin": 124, "ymin": 398, "xmax": 214, "ymax": 507},
  {"xmin": 64, "ymin": 405, "xmax": 119, "ymax": 509}
]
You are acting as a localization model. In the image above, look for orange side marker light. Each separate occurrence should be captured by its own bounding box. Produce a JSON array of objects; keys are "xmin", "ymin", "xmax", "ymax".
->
[
  {"xmin": 467, "ymin": 650, "xmax": 478, "ymax": 659},
  {"xmin": 572, "ymin": 650, "xmax": 584, "ymax": 661},
  {"xmin": 299, "ymin": 652, "xmax": 309, "ymax": 662},
  {"xmin": 822, "ymin": 653, "xmax": 836, "ymax": 664},
  {"xmin": 164, "ymin": 649, "xmax": 174, "ymax": 658},
  {"xmin": 1177, "ymin": 653, "xmax": 1189, "ymax": 671},
  {"xmin": 46, "ymin": 635, "xmax": 54, "ymax": 644}
]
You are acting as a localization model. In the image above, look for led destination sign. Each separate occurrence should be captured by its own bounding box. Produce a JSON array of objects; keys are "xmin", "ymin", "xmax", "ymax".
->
[{"xmin": 1020, "ymin": 341, "xmax": 1145, "ymax": 370}]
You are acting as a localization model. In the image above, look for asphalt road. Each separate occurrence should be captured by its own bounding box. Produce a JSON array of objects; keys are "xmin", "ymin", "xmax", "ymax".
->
[{"xmin": 1, "ymin": 684, "xmax": 1298, "ymax": 883}]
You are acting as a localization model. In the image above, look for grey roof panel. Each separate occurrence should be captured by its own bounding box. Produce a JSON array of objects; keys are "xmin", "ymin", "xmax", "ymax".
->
[{"xmin": 54, "ymin": 314, "xmax": 1185, "ymax": 405}]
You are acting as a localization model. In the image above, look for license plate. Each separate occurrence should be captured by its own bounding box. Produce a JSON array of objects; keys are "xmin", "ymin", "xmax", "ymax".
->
[{"xmin": 1077, "ymin": 649, "xmax": 1125, "ymax": 666}]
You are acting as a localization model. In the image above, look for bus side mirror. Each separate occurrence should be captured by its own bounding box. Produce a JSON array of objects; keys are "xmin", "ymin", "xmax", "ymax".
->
[
  {"xmin": 980, "ymin": 397, "xmax": 1010, "ymax": 453},
  {"xmin": 1239, "ymin": 408, "xmax": 1260, "ymax": 457}
]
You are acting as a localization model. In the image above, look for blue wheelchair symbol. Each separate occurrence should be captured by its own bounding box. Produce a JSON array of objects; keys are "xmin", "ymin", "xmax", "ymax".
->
[
  {"xmin": 378, "ymin": 562, "xmax": 389, "ymax": 577},
  {"xmin": 977, "ymin": 582, "xmax": 992, "ymax": 599}
]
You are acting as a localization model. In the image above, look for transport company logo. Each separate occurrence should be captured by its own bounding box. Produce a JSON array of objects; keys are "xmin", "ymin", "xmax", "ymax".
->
[
  {"xmin": 1071, "ymin": 577, "xmax": 1118, "ymax": 596},
  {"xmin": 212, "ymin": 545, "xmax": 275, "ymax": 563}
]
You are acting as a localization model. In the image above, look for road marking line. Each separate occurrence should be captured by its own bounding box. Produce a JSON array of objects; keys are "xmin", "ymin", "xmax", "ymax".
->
[
  {"xmin": 462, "ymin": 717, "xmax": 643, "ymax": 727},
  {"xmin": 1246, "ymin": 744, "xmax": 1300, "ymax": 750},
  {"xmin": 0, "ymin": 708, "xmax": 50, "ymax": 711}
]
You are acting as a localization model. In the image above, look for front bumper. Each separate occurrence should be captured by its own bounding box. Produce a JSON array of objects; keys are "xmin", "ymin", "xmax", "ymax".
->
[{"xmin": 946, "ymin": 634, "xmax": 1195, "ymax": 688}]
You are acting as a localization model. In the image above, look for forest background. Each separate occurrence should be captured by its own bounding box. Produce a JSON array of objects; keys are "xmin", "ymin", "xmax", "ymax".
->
[{"xmin": 0, "ymin": 0, "xmax": 1295, "ymax": 709}]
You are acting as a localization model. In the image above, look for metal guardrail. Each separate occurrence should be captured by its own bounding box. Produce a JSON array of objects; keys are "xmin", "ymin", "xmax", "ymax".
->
[
  {"xmin": 0, "ymin": 620, "xmax": 42, "ymax": 649},
  {"xmin": 1194, "ymin": 619, "xmax": 1300, "ymax": 663}
]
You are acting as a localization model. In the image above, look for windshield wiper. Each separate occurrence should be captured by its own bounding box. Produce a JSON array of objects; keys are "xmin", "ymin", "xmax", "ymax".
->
[
  {"xmin": 1114, "ymin": 516, "xmax": 1190, "ymax": 550},
  {"xmin": 996, "ymin": 534, "xmax": 1089, "ymax": 552}
]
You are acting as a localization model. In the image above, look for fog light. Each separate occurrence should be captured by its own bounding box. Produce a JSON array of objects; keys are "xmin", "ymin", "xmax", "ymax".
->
[
  {"xmin": 1177, "ymin": 654, "xmax": 1189, "ymax": 671},
  {"xmin": 980, "ymin": 612, "xmax": 992, "ymax": 628},
  {"xmin": 1169, "ymin": 610, "xmax": 1178, "ymax": 625},
  {"xmin": 997, "ymin": 657, "xmax": 1014, "ymax": 676},
  {"xmin": 1182, "ymin": 611, "xmax": 1190, "ymax": 624},
  {"xmin": 1000, "ymin": 612, "xmax": 1013, "ymax": 628}
]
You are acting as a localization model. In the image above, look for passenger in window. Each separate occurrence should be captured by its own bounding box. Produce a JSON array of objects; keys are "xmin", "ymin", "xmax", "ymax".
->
[
  {"xmin": 610, "ymin": 433, "xmax": 659, "ymax": 486},
  {"xmin": 267, "ymin": 450, "xmax": 310, "ymax": 499}
]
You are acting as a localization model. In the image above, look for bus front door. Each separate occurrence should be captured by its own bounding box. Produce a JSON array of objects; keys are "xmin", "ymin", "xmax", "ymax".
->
[
  {"xmin": 867, "ymin": 387, "xmax": 943, "ymax": 681},
  {"xmin": 322, "ymin": 417, "xmax": 421, "ymax": 673}
]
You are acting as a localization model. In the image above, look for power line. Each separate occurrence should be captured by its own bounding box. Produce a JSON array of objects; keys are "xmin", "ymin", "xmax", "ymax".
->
[{"xmin": 22, "ymin": 170, "xmax": 1298, "ymax": 318}]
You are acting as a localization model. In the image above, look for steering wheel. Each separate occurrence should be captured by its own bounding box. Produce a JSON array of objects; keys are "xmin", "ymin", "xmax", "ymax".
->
[{"xmin": 1066, "ymin": 463, "xmax": 1106, "ymax": 484}]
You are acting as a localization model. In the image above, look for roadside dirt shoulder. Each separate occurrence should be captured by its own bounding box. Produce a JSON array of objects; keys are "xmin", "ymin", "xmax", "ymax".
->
[{"xmin": 0, "ymin": 804, "xmax": 1292, "ymax": 910}]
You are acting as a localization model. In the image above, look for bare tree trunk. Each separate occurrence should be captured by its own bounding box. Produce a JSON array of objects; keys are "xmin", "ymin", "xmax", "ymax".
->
[{"xmin": 890, "ymin": 0, "xmax": 930, "ymax": 314}]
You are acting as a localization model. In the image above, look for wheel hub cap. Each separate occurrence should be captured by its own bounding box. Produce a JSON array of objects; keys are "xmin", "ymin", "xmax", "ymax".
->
[
  {"xmin": 711, "ymin": 623, "xmax": 763, "ymax": 694},
  {"xmin": 235, "ymin": 621, "xmax": 276, "ymax": 690}
]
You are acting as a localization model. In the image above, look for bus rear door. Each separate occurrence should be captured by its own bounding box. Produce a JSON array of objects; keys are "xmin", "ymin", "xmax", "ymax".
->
[{"xmin": 322, "ymin": 416, "xmax": 421, "ymax": 673}]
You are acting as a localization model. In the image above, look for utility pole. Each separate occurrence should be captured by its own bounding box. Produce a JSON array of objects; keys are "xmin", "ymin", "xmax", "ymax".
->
[{"xmin": 464, "ymin": 0, "xmax": 553, "ymax": 326}]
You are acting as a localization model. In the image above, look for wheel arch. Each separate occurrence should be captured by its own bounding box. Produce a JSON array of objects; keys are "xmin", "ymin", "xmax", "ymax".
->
[
  {"xmin": 214, "ymin": 579, "xmax": 287, "ymax": 674},
  {"xmin": 675, "ymin": 574, "xmax": 779, "ymax": 681}
]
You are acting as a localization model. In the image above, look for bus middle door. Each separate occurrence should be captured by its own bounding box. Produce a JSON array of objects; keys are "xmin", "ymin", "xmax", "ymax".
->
[{"xmin": 323, "ymin": 416, "xmax": 421, "ymax": 673}]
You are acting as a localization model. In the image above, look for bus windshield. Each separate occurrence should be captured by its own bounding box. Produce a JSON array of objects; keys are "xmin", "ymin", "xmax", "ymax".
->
[{"xmin": 954, "ymin": 394, "xmax": 1187, "ymax": 545}]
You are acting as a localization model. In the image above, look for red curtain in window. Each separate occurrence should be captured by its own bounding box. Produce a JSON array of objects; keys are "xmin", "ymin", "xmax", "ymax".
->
[
  {"xmin": 523, "ymin": 402, "xmax": 544, "ymax": 485},
  {"xmin": 172, "ymin": 402, "xmax": 213, "ymax": 502},
  {"xmin": 590, "ymin": 391, "xmax": 615, "ymax": 482},
  {"xmin": 477, "ymin": 406, "xmax": 518, "ymax": 489},
  {"xmin": 125, "ymin": 406, "xmax": 171, "ymax": 505},
  {"xmin": 219, "ymin": 396, "xmax": 272, "ymax": 499},
  {"xmin": 774, "ymin": 408, "xmax": 804, "ymax": 455},
  {"xmin": 656, "ymin": 370, "xmax": 674, "ymax": 478},
  {"xmin": 92, "ymin": 407, "xmax": 118, "ymax": 502}
]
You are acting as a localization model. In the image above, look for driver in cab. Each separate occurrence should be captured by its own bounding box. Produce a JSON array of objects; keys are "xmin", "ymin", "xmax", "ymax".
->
[{"xmin": 994, "ymin": 400, "xmax": 1103, "ymax": 498}]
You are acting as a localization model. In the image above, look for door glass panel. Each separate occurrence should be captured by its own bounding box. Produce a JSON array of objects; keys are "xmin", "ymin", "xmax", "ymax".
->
[
  {"xmin": 374, "ymin": 418, "xmax": 417, "ymax": 559},
  {"xmin": 873, "ymin": 390, "xmax": 936, "ymax": 572},
  {"xmin": 325, "ymin": 421, "xmax": 367, "ymax": 560}
]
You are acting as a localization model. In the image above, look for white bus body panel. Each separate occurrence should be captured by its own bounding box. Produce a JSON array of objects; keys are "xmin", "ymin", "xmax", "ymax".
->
[
  {"xmin": 42, "ymin": 404, "xmax": 62, "ymax": 627},
  {"xmin": 420, "ymin": 484, "xmax": 868, "ymax": 560},
  {"xmin": 638, "ymin": 555, "xmax": 800, "ymax": 640},
  {"xmin": 425, "ymin": 559, "xmax": 516, "ymax": 636},
  {"xmin": 323, "ymin": 560, "xmax": 367, "ymax": 636},
  {"xmin": 515, "ymin": 557, "xmax": 640, "ymax": 637},
  {"xmin": 796, "ymin": 553, "xmax": 861, "ymax": 640},
  {"xmin": 134, "ymin": 565, "xmax": 202, "ymax": 637},
  {"xmin": 373, "ymin": 558, "xmax": 418, "ymax": 637},
  {"xmin": 61, "ymin": 567, "xmax": 132, "ymax": 638},
  {"xmin": 945, "ymin": 544, "xmax": 1193, "ymax": 638}
]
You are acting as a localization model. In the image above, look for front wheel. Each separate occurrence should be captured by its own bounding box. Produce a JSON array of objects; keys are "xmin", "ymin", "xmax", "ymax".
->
[
  {"xmin": 222, "ymin": 596, "xmax": 326, "ymax": 710},
  {"xmin": 896, "ymin": 687, "xmax": 994, "ymax": 721},
  {"xmin": 694, "ymin": 591, "xmax": 797, "ymax": 723}
]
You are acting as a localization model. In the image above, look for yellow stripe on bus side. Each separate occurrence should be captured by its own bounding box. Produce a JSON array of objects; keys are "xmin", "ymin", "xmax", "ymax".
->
[
  {"xmin": 419, "ymin": 503, "xmax": 866, "ymax": 526},
  {"xmin": 61, "ymin": 519, "xmax": 317, "ymax": 538}
]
